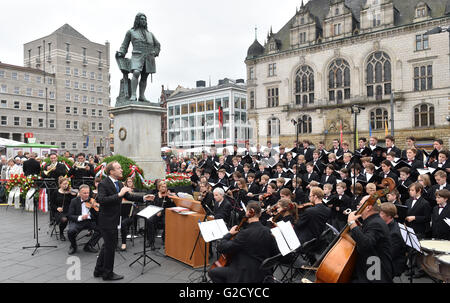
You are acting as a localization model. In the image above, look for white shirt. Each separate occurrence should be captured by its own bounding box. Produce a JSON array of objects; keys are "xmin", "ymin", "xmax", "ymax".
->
[
  {"xmin": 439, "ymin": 203, "xmax": 447, "ymax": 215},
  {"xmin": 411, "ymin": 196, "xmax": 420, "ymax": 209},
  {"xmin": 440, "ymin": 184, "xmax": 447, "ymax": 190},
  {"xmin": 78, "ymin": 200, "xmax": 92, "ymax": 221}
]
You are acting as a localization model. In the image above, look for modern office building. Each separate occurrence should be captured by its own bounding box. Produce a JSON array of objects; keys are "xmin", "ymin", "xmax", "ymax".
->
[
  {"xmin": 0, "ymin": 24, "xmax": 111, "ymax": 155},
  {"xmin": 166, "ymin": 78, "xmax": 251, "ymax": 148}
]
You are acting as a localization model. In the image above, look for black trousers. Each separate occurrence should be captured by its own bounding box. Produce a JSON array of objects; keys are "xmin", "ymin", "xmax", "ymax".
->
[
  {"xmin": 95, "ymin": 228, "xmax": 118, "ymax": 277},
  {"xmin": 208, "ymin": 266, "xmax": 234, "ymax": 283},
  {"xmin": 67, "ymin": 220, "xmax": 101, "ymax": 248},
  {"xmin": 146, "ymin": 215, "xmax": 164, "ymax": 245},
  {"xmin": 120, "ymin": 216, "xmax": 137, "ymax": 245},
  {"xmin": 54, "ymin": 212, "xmax": 68, "ymax": 234}
]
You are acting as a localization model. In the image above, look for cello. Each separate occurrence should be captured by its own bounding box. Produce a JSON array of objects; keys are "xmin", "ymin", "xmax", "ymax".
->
[{"xmin": 306, "ymin": 177, "xmax": 395, "ymax": 283}]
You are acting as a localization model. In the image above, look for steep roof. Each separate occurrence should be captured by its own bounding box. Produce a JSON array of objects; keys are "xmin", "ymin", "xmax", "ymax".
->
[
  {"xmin": 52, "ymin": 23, "xmax": 89, "ymax": 41},
  {"xmin": 248, "ymin": 0, "xmax": 449, "ymax": 59}
]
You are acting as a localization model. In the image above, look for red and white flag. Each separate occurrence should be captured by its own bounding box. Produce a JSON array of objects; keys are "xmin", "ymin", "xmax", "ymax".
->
[{"xmin": 38, "ymin": 189, "xmax": 48, "ymax": 212}]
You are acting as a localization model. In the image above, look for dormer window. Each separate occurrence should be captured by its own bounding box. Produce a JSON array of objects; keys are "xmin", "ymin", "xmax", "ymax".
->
[
  {"xmin": 415, "ymin": 2, "xmax": 430, "ymax": 19},
  {"xmin": 300, "ymin": 17, "xmax": 305, "ymax": 25},
  {"xmin": 372, "ymin": 12, "xmax": 381, "ymax": 27},
  {"xmin": 269, "ymin": 43, "xmax": 277, "ymax": 51},
  {"xmin": 417, "ymin": 8, "xmax": 426, "ymax": 17}
]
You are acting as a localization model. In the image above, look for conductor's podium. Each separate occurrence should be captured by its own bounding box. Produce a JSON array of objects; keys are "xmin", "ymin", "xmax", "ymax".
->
[{"xmin": 165, "ymin": 196, "xmax": 210, "ymax": 268}]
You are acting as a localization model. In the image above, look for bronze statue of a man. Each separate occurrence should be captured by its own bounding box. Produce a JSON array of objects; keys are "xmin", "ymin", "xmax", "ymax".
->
[{"xmin": 117, "ymin": 13, "xmax": 160, "ymax": 102}]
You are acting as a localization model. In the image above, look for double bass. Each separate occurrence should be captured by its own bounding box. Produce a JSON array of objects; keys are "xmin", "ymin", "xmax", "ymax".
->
[{"xmin": 304, "ymin": 177, "xmax": 395, "ymax": 283}]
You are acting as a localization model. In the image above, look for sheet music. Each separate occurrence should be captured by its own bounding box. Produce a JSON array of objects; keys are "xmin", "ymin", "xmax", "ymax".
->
[
  {"xmin": 198, "ymin": 219, "xmax": 229, "ymax": 243},
  {"xmin": 240, "ymin": 202, "xmax": 247, "ymax": 213},
  {"xmin": 271, "ymin": 221, "xmax": 301, "ymax": 256},
  {"xmin": 177, "ymin": 192, "xmax": 194, "ymax": 200},
  {"xmin": 444, "ymin": 218, "xmax": 450, "ymax": 228},
  {"xmin": 137, "ymin": 205, "xmax": 164, "ymax": 219},
  {"xmin": 398, "ymin": 223, "xmax": 421, "ymax": 252}
]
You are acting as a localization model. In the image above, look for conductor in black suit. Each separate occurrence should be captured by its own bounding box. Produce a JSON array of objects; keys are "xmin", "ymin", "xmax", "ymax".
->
[
  {"xmin": 208, "ymin": 201, "xmax": 278, "ymax": 283},
  {"xmin": 94, "ymin": 161, "xmax": 153, "ymax": 281},
  {"xmin": 22, "ymin": 153, "xmax": 41, "ymax": 176}
]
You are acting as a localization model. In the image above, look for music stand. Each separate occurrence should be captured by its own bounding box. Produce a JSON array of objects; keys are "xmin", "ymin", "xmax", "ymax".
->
[
  {"xmin": 22, "ymin": 179, "xmax": 58, "ymax": 256},
  {"xmin": 129, "ymin": 205, "xmax": 162, "ymax": 274},
  {"xmin": 398, "ymin": 223, "xmax": 421, "ymax": 283}
]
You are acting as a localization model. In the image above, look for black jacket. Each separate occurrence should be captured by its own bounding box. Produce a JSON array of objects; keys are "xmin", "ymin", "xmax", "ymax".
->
[
  {"xmin": 294, "ymin": 203, "xmax": 331, "ymax": 244},
  {"xmin": 350, "ymin": 214, "xmax": 393, "ymax": 283},
  {"xmin": 23, "ymin": 158, "xmax": 41, "ymax": 176},
  {"xmin": 431, "ymin": 204, "xmax": 450, "ymax": 240},
  {"xmin": 67, "ymin": 196, "xmax": 97, "ymax": 223},
  {"xmin": 216, "ymin": 221, "xmax": 278, "ymax": 283},
  {"xmin": 214, "ymin": 197, "xmax": 232, "ymax": 227},
  {"xmin": 97, "ymin": 177, "xmax": 143, "ymax": 229},
  {"xmin": 405, "ymin": 196, "xmax": 431, "ymax": 237},
  {"xmin": 387, "ymin": 220, "xmax": 407, "ymax": 277}
]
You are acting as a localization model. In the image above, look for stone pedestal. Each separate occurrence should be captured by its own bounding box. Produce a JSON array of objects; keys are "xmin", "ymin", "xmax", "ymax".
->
[{"xmin": 109, "ymin": 103, "xmax": 165, "ymax": 180}]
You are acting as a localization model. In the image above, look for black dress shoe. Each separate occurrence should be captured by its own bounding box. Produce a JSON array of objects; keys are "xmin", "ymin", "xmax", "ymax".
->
[
  {"xmin": 68, "ymin": 246, "xmax": 77, "ymax": 255},
  {"xmin": 103, "ymin": 272, "xmax": 124, "ymax": 281},
  {"xmin": 84, "ymin": 245, "xmax": 98, "ymax": 253},
  {"xmin": 93, "ymin": 270, "xmax": 103, "ymax": 278},
  {"xmin": 60, "ymin": 234, "xmax": 66, "ymax": 241}
]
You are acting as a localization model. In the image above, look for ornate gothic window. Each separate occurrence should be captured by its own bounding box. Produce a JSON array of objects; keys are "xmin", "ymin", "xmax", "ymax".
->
[
  {"xmin": 366, "ymin": 52, "xmax": 391, "ymax": 100},
  {"xmin": 298, "ymin": 115, "xmax": 312, "ymax": 134},
  {"xmin": 370, "ymin": 108, "xmax": 389, "ymax": 130},
  {"xmin": 268, "ymin": 118, "xmax": 280, "ymax": 137},
  {"xmin": 295, "ymin": 65, "xmax": 314, "ymax": 106},
  {"xmin": 328, "ymin": 59, "xmax": 350, "ymax": 104},
  {"xmin": 414, "ymin": 104, "xmax": 434, "ymax": 127}
]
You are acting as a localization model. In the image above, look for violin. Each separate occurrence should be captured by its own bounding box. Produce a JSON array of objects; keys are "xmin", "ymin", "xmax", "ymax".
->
[
  {"xmin": 85, "ymin": 198, "xmax": 100, "ymax": 212},
  {"xmin": 268, "ymin": 208, "xmax": 286, "ymax": 227},
  {"xmin": 209, "ymin": 210, "xmax": 254, "ymax": 271},
  {"xmin": 297, "ymin": 202, "xmax": 314, "ymax": 213}
]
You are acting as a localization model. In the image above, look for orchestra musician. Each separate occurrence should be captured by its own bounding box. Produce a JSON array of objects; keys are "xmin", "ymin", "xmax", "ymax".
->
[
  {"xmin": 44, "ymin": 153, "xmax": 68, "ymax": 224},
  {"xmin": 94, "ymin": 161, "xmax": 154, "ymax": 281},
  {"xmin": 120, "ymin": 177, "xmax": 140, "ymax": 251},
  {"xmin": 68, "ymin": 153, "xmax": 95, "ymax": 188},
  {"xmin": 145, "ymin": 181, "xmax": 175, "ymax": 250},
  {"xmin": 268, "ymin": 198, "xmax": 298, "ymax": 227},
  {"xmin": 347, "ymin": 196, "xmax": 394, "ymax": 283},
  {"xmin": 51, "ymin": 176, "xmax": 77, "ymax": 241},
  {"xmin": 208, "ymin": 201, "xmax": 278, "ymax": 283},
  {"xmin": 197, "ymin": 181, "xmax": 215, "ymax": 214},
  {"xmin": 67, "ymin": 184, "xmax": 101, "ymax": 255},
  {"xmin": 211, "ymin": 188, "xmax": 232, "ymax": 228}
]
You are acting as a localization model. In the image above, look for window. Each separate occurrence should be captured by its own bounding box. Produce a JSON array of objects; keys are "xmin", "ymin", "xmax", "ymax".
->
[
  {"xmin": 268, "ymin": 63, "xmax": 277, "ymax": 77},
  {"xmin": 74, "ymin": 82, "xmax": 79, "ymax": 89},
  {"xmin": 98, "ymin": 73, "xmax": 103, "ymax": 81},
  {"xmin": 49, "ymin": 119, "xmax": 55, "ymax": 128},
  {"xmin": 82, "ymin": 83, "xmax": 87, "ymax": 90},
  {"xmin": 299, "ymin": 32, "xmax": 307, "ymax": 44},
  {"xmin": 98, "ymin": 98, "xmax": 103, "ymax": 105},
  {"xmin": 98, "ymin": 109, "xmax": 103, "ymax": 117},
  {"xmin": 26, "ymin": 118, "xmax": 32, "ymax": 127},
  {"xmin": 48, "ymin": 78, "xmax": 54, "ymax": 85},
  {"xmin": 1, "ymin": 100, "xmax": 6, "ymax": 107},
  {"xmin": 90, "ymin": 84, "xmax": 95, "ymax": 92},
  {"xmin": 90, "ymin": 72, "xmax": 95, "ymax": 80},
  {"xmin": 74, "ymin": 94, "xmax": 79, "ymax": 102},
  {"xmin": 38, "ymin": 104, "xmax": 43, "ymax": 111},
  {"xmin": 82, "ymin": 96, "xmax": 87, "ymax": 103},
  {"xmin": 91, "ymin": 122, "xmax": 96, "ymax": 130},
  {"xmin": 1, "ymin": 116, "xmax": 6, "ymax": 126},
  {"xmin": 0, "ymin": 70, "xmax": 4, "ymax": 78},
  {"xmin": 26, "ymin": 103, "xmax": 32, "ymax": 110},
  {"xmin": 267, "ymin": 87, "xmax": 279, "ymax": 108},
  {"xmin": 250, "ymin": 91, "xmax": 255, "ymax": 109},
  {"xmin": 65, "ymin": 67, "xmax": 71, "ymax": 75},
  {"xmin": 82, "ymin": 70, "xmax": 87, "ymax": 78},
  {"xmin": 249, "ymin": 67, "xmax": 254, "ymax": 80},
  {"xmin": 38, "ymin": 90, "xmax": 44, "ymax": 97},
  {"xmin": 83, "ymin": 108, "xmax": 87, "ymax": 115},
  {"xmin": 366, "ymin": 51, "xmax": 391, "ymax": 100},
  {"xmin": 49, "ymin": 105, "xmax": 55, "ymax": 112},
  {"xmin": 295, "ymin": 65, "xmax": 315, "ymax": 106},
  {"xmin": 298, "ymin": 115, "xmax": 312, "ymax": 133},
  {"xmin": 11, "ymin": 72, "xmax": 17, "ymax": 80},
  {"xmin": 372, "ymin": 13, "xmax": 381, "ymax": 27},
  {"xmin": 24, "ymin": 74, "xmax": 30, "ymax": 82},
  {"xmin": 72, "ymin": 142, "xmax": 77, "ymax": 149},
  {"xmin": 98, "ymin": 123, "xmax": 103, "ymax": 131},
  {"xmin": 66, "ymin": 120, "xmax": 71, "ymax": 129},
  {"xmin": 328, "ymin": 58, "xmax": 350, "ymax": 104},
  {"xmin": 73, "ymin": 121, "xmax": 78, "ymax": 130},
  {"xmin": 1, "ymin": 84, "xmax": 7, "ymax": 93},
  {"xmin": 14, "ymin": 117, "xmax": 20, "ymax": 126},
  {"xmin": 49, "ymin": 91, "xmax": 55, "ymax": 99},
  {"xmin": 26, "ymin": 88, "xmax": 32, "ymax": 96},
  {"xmin": 268, "ymin": 118, "xmax": 280, "ymax": 137},
  {"xmin": 61, "ymin": 142, "xmax": 66, "ymax": 149},
  {"xmin": 416, "ymin": 34, "xmax": 429, "ymax": 51},
  {"xmin": 14, "ymin": 87, "xmax": 19, "ymax": 94},
  {"xmin": 74, "ymin": 68, "xmax": 79, "ymax": 77},
  {"xmin": 66, "ymin": 106, "xmax": 71, "ymax": 114},
  {"xmin": 414, "ymin": 104, "xmax": 434, "ymax": 127},
  {"xmin": 90, "ymin": 97, "xmax": 95, "ymax": 103},
  {"xmin": 38, "ymin": 118, "xmax": 44, "ymax": 127},
  {"xmin": 334, "ymin": 23, "xmax": 342, "ymax": 36},
  {"xmin": 14, "ymin": 101, "xmax": 20, "ymax": 109},
  {"xmin": 65, "ymin": 93, "xmax": 71, "ymax": 101},
  {"xmin": 414, "ymin": 65, "xmax": 432, "ymax": 91},
  {"xmin": 73, "ymin": 107, "xmax": 78, "ymax": 115},
  {"xmin": 36, "ymin": 76, "xmax": 41, "ymax": 84},
  {"xmin": 370, "ymin": 108, "xmax": 389, "ymax": 130},
  {"xmin": 91, "ymin": 109, "xmax": 96, "ymax": 116}
]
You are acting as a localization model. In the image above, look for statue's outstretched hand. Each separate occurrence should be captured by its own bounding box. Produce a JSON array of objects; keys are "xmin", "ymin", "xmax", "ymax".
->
[{"xmin": 116, "ymin": 52, "xmax": 125, "ymax": 58}]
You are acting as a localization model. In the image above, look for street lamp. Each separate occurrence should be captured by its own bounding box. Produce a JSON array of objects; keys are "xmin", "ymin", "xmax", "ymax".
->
[{"xmin": 351, "ymin": 104, "xmax": 365, "ymax": 189}]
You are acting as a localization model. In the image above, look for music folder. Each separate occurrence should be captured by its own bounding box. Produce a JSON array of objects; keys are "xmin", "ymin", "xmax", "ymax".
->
[
  {"xmin": 198, "ymin": 219, "xmax": 229, "ymax": 243},
  {"xmin": 137, "ymin": 205, "xmax": 164, "ymax": 219},
  {"xmin": 271, "ymin": 221, "xmax": 301, "ymax": 256}
]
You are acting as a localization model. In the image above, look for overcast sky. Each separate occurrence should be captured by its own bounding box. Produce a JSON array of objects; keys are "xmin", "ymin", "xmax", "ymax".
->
[{"xmin": 0, "ymin": 0, "xmax": 306, "ymax": 104}]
